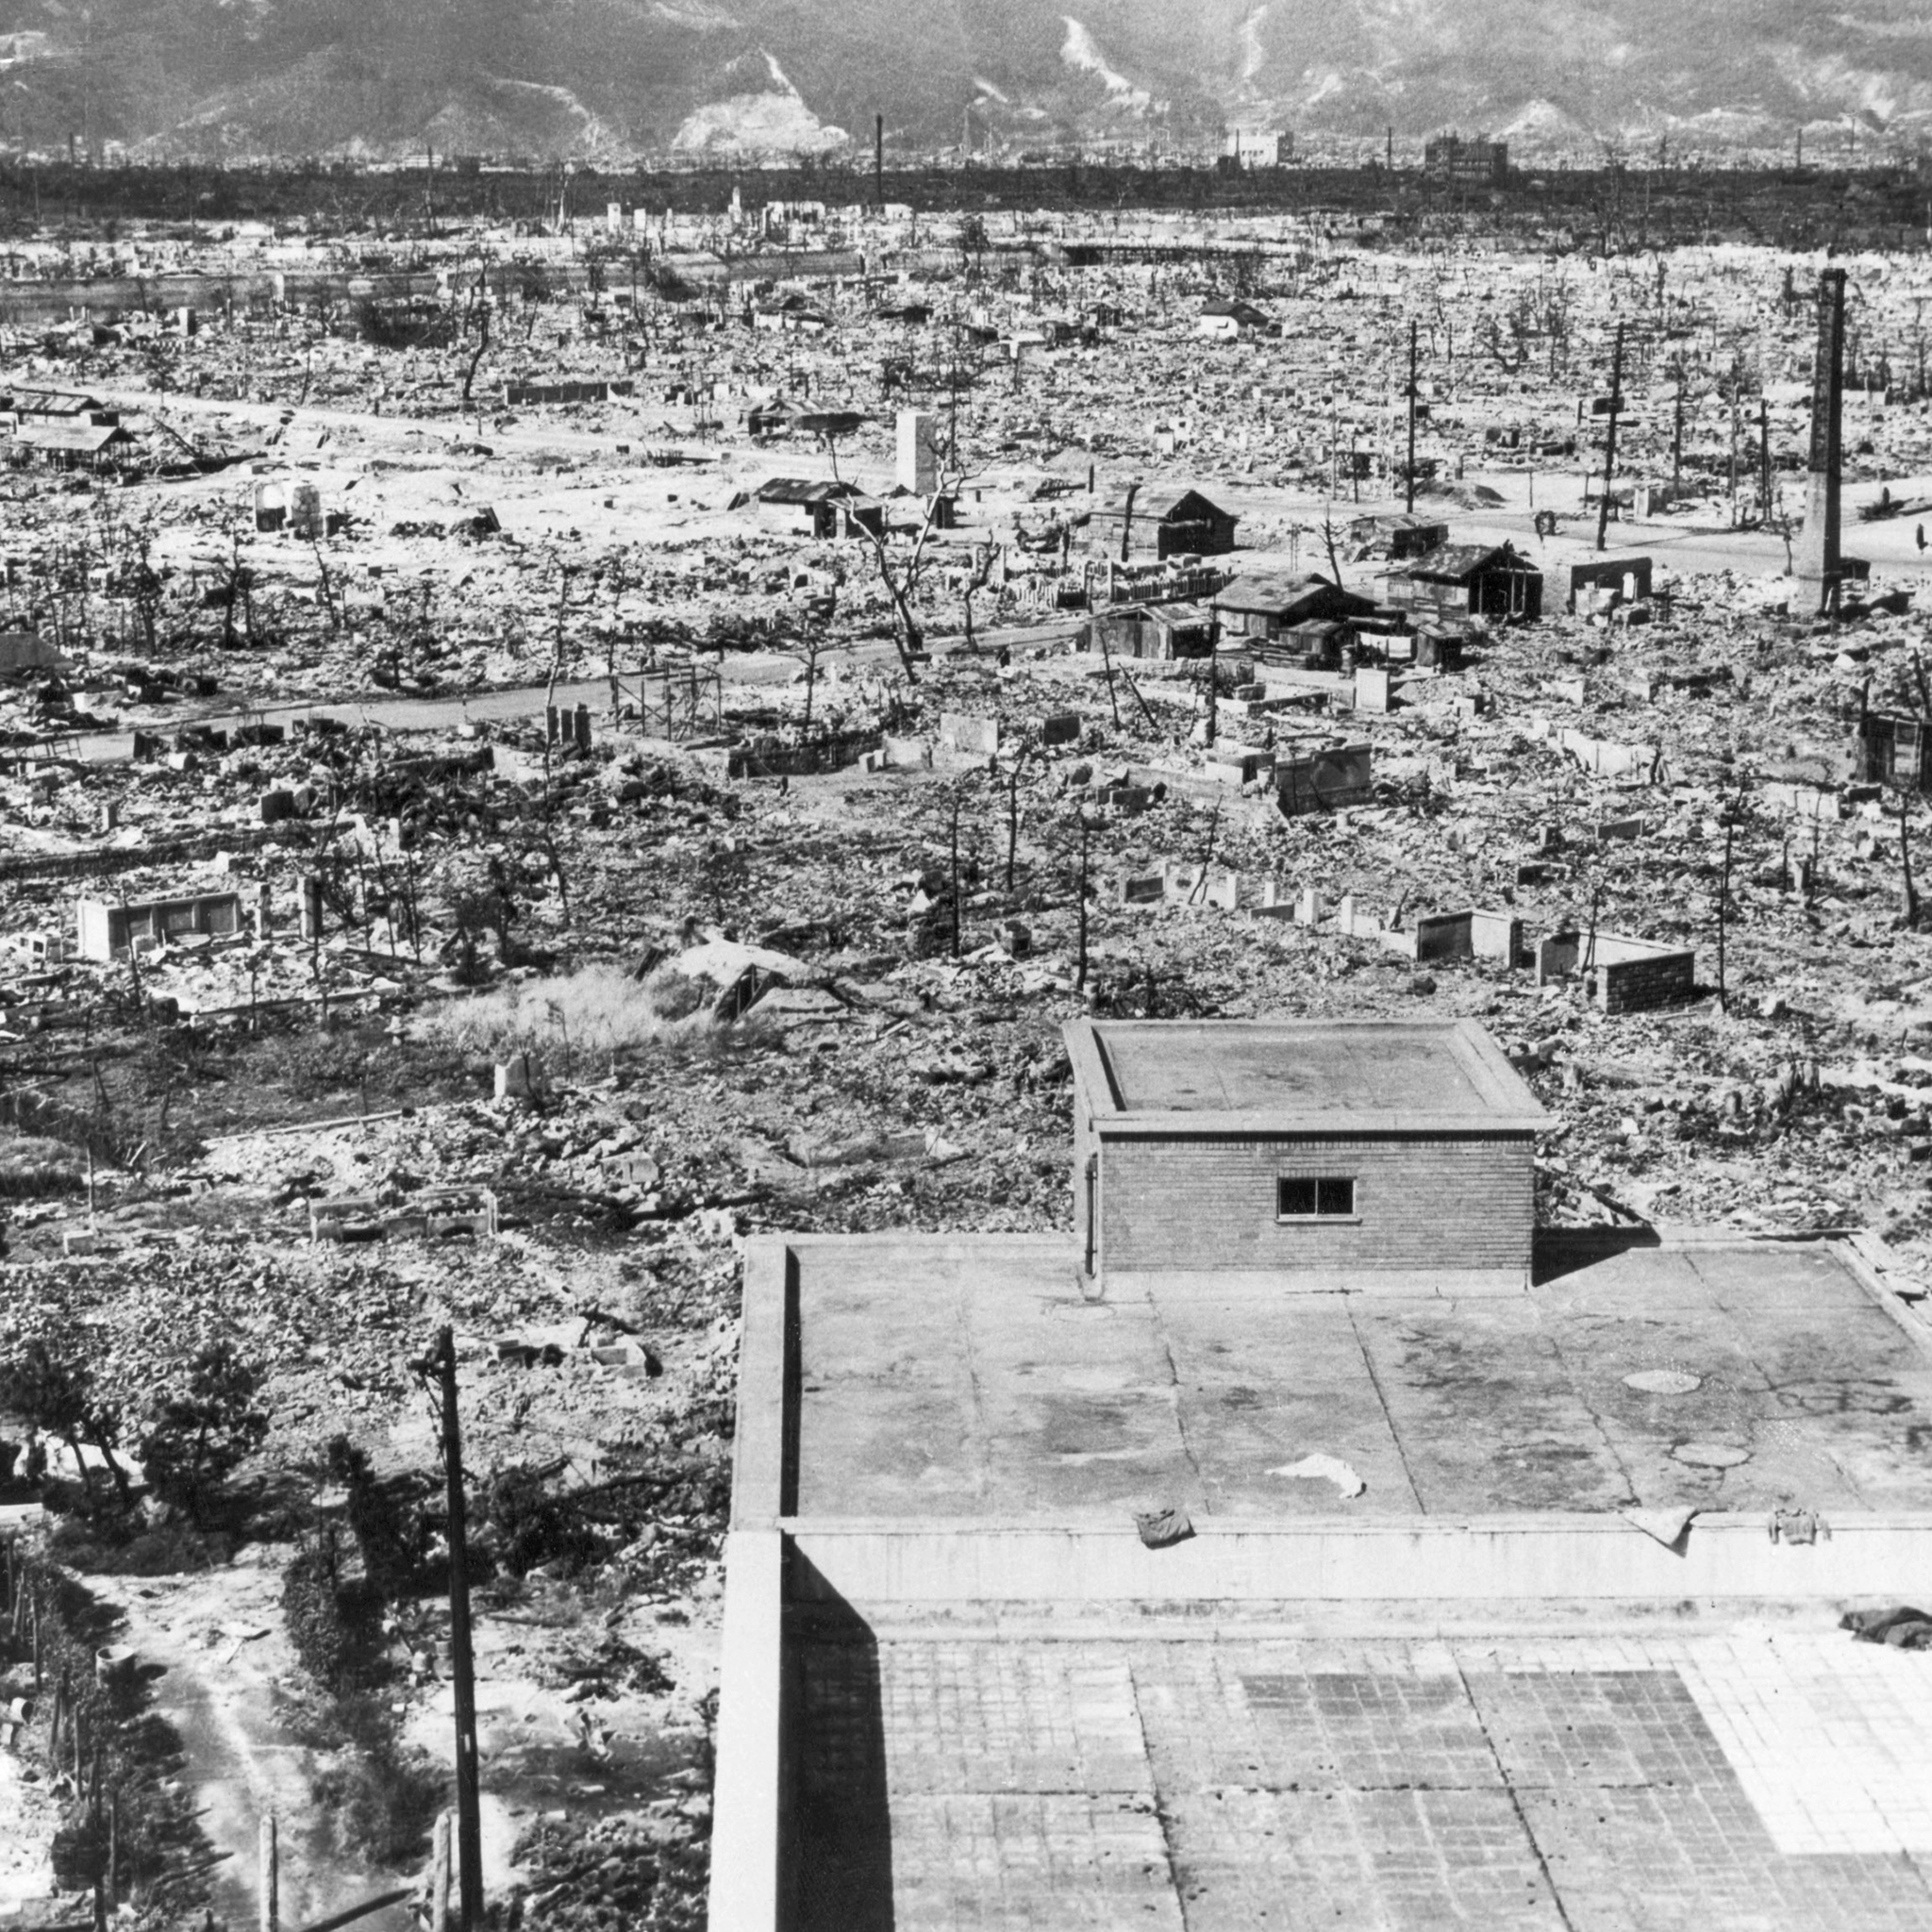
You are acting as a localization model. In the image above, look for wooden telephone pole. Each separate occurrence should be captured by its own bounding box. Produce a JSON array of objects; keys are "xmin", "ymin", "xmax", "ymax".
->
[
  {"xmin": 1404, "ymin": 319, "xmax": 1419, "ymax": 514},
  {"xmin": 1596, "ymin": 321, "xmax": 1625, "ymax": 553},
  {"xmin": 416, "ymin": 1327, "xmax": 483, "ymax": 1930}
]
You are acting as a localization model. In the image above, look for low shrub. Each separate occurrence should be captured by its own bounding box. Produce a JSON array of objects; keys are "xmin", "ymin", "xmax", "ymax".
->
[
  {"xmin": 307, "ymin": 1692, "xmax": 444, "ymax": 1867},
  {"xmin": 412, "ymin": 964, "xmax": 723, "ymax": 1078},
  {"xmin": 280, "ymin": 1530, "xmax": 384, "ymax": 1691}
]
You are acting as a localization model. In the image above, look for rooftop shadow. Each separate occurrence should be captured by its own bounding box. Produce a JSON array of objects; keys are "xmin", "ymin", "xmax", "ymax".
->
[
  {"xmin": 791, "ymin": 1587, "xmax": 893, "ymax": 1932},
  {"xmin": 1533, "ymin": 1224, "xmax": 1664, "ymax": 1285}
]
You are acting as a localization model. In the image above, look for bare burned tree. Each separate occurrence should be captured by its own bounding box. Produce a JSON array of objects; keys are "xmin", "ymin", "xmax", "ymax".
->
[
  {"xmin": 848, "ymin": 479, "xmax": 956, "ymax": 682},
  {"xmin": 458, "ymin": 255, "xmax": 493, "ymax": 409},
  {"xmin": 824, "ymin": 411, "xmax": 976, "ymax": 681},
  {"xmin": 960, "ymin": 538, "xmax": 1002, "ymax": 654}
]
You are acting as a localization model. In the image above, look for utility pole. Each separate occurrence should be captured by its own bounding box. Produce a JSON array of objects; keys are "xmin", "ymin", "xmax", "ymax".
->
[
  {"xmin": 258, "ymin": 1815, "xmax": 277, "ymax": 1932},
  {"xmin": 1595, "ymin": 320, "xmax": 1624, "ymax": 553},
  {"xmin": 874, "ymin": 113, "xmax": 884, "ymax": 210},
  {"xmin": 1404, "ymin": 319, "xmax": 1419, "ymax": 514},
  {"xmin": 1672, "ymin": 365, "xmax": 1684, "ymax": 491},
  {"xmin": 1759, "ymin": 396, "xmax": 1773, "ymax": 527},
  {"xmin": 1074, "ymin": 819, "xmax": 1090, "ymax": 996},
  {"xmin": 416, "ymin": 1327, "xmax": 483, "ymax": 1932},
  {"xmin": 1728, "ymin": 378, "xmax": 1741, "ymax": 526}
]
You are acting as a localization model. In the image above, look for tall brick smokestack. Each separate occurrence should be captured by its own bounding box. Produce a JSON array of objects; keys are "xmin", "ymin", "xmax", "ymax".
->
[
  {"xmin": 1796, "ymin": 267, "xmax": 1846, "ymax": 617},
  {"xmin": 875, "ymin": 113, "xmax": 884, "ymax": 209}
]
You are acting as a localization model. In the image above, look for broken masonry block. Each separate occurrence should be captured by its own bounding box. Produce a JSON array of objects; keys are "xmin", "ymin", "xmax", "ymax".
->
[
  {"xmin": 75, "ymin": 891, "xmax": 243, "ymax": 961},
  {"xmin": 1041, "ymin": 711, "xmax": 1081, "ymax": 746},
  {"xmin": 1120, "ymin": 870, "xmax": 1165, "ymax": 905},
  {"xmin": 1355, "ymin": 667, "xmax": 1393, "ymax": 713},
  {"xmin": 259, "ymin": 789, "xmax": 296, "ymax": 825},
  {"xmin": 939, "ymin": 711, "xmax": 1000, "ymax": 755},
  {"xmin": 1296, "ymin": 887, "xmax": 1327, "ymax": 925},
  {"xmin": 494, "ymin": 1054, "xmax": 536, "ymax": 1103},
  {"xmin": 1469, "ymin": 909, "xmax": 1523, "ymax": 965},
  {"xmin": 1206, "ymin": 749, "xmax": 1272, "ymax": 787},
  {"xmin": 881, "ymin": 735, "xmax": 932, "ymax": 770},
  {"xmin": 998, "ymin": 920, "xmax": 1032, "ymax": 958}
]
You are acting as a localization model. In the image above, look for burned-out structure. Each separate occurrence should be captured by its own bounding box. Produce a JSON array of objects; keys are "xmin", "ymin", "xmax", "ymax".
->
[
  {"xmin": 1345, "ymin": 510, "xmax": 1449, "ymax": 561},
  {"xmin": 75, "ymin": 889, "xmax": 246, "ymax": 960},
  {"xmin": 1424, "ymin": 132, "xmax": 1509, "ymax": 184}
]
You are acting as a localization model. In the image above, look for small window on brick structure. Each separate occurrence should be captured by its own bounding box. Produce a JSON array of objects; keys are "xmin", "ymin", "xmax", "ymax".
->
[{"xmin": 1277, "ymin": 1176, "xmax": 1356, "ymax": 1220}]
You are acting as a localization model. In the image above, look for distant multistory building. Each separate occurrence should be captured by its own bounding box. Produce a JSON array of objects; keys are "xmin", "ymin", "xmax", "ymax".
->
[
  {"xmin": 1222, "ymin": 127, "xmax": 1286, "ymax": 167},
  {"xmin": 1424, "ymin": 131, "xmax": 1508, "ymax": 185}
]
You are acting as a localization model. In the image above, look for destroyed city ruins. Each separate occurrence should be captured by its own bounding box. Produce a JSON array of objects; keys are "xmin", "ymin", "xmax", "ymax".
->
[{"xmin": 8, "ymin": 66, "xmax": 1932, "ymax": 1932}]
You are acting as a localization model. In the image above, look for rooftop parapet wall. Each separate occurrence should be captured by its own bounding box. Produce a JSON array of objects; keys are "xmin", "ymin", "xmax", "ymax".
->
[{"xmin": 785, "ymin": 1514, "xmax": 1932, "ymax": 1607}]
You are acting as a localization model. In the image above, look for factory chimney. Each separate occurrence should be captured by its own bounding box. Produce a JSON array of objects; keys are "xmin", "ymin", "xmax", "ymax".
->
[{"xmin": 1795, "ymin": 267, "xmax": 1846, "ymax": 617}]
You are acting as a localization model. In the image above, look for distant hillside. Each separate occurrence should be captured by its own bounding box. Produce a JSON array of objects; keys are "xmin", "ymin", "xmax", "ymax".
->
[{"xmin": 0, "ymin": 0, "xmax": 1927, "ymax": 161}]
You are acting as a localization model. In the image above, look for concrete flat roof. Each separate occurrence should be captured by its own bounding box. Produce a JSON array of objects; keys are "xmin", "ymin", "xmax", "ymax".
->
[
  {"xmin": 774, "ymin": 1233, "xmax": 1932, "ymax": 1524},
  {"xmin": 1069, "ymin": 1017, "xmax": 1551, "ymax": 1133},
  {"xmin": 714, "ymin": 1231, "xmax": 1932, "ymax": 1931},
  {"xmin": 791, "ymin": 1608, "xmax": 1932, "ymax": 1932}
]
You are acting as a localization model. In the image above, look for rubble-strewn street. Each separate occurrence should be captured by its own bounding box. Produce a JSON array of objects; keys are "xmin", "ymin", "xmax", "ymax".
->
[{"xmin": 8, "ymin": 169, "xmax": 1932, "ymax": 1931}]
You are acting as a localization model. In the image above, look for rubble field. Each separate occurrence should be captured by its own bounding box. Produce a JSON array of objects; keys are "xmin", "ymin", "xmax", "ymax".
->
[{"xmin": 6, "ymin": 192, "xmax": 1932, "ymax": 1931}]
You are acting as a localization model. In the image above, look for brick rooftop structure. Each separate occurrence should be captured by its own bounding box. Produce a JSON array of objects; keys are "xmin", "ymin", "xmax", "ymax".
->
[{"xmin": 1067, "ymin": 1018, "xmax": 1549, "ymax": 1291}]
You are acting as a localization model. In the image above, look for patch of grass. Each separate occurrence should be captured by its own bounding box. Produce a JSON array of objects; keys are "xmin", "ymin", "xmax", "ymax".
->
[
  {"xmin": 412, "ymin": 964, "xmax": 736, "ymax": 1078},
  {"xmin": 0, "ymin": 1131, "xmax": 85, "ymax": 1198}
]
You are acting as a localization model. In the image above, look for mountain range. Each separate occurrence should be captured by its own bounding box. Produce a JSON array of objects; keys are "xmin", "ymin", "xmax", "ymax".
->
[{"xmin": 1, "ymin": 0, "xmax": 1928, "ymax": 164}]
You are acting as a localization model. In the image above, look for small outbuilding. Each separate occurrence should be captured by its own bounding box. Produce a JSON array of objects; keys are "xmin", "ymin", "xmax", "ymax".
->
[
  {"xmin": 1386, "ymin": 542, "xmax": 1542, "ymax": 622},
  {"xmin": 1065, "ymin": 1016, "xmax": 1549, "ymax": 1292},
  {"xmin": 1091, "ymin": 489, "xmax": 1239, "ymax": 560},
  {"xmin": 1210, "ymin": 571, "xmax": 1378, "ymax": 640},
  {"xmin": 1081, "ymin": 601, "xmax": 1217, "ymax": 661}
]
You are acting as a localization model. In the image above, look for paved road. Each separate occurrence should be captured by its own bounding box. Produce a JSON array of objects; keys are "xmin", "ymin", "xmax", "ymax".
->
[
  {"xmin": 68, "ymin": 620, "xmax": 1084, "ymax": 763},
  {"xmin": 84, "ymin": 380, "xmax": 722, "ymax": 465}
]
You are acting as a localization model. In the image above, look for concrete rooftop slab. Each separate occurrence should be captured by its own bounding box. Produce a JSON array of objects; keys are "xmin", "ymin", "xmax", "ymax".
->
[
  {"xmin": 792, "ymin": 1614, "xmax": 1932, "ymax": 1932},
  {"xmin": 1080, "ymin": 1016, "xmax": 1547, "ymax": 1129},
  {"xmin": 786, "ymin": 1233, "xmax": 1932, "ymax": 1523}
]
